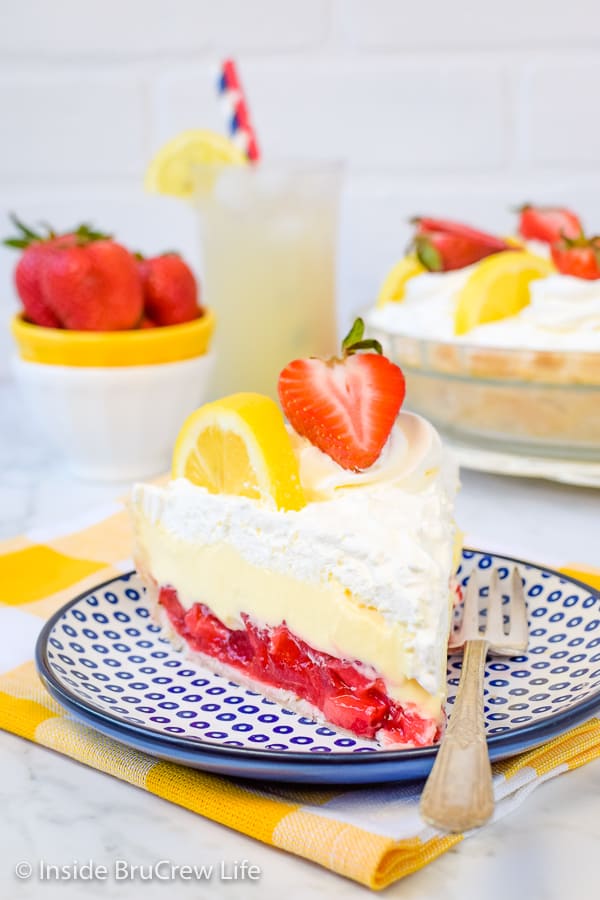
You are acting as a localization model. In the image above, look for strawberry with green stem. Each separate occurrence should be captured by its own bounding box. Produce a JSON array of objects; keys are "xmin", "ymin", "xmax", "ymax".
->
[
  {"xmin": 411, "ymin": 216, "xmax": 513, "ymax": 272},
  {"xmin": 551, "ymin": 232, "xmax": 600, "ymax": 280},
  {"xmin": 517, "ymin": 204, "xmax": 582, "ymax": 245},
  {"xmin": 278, "ymin": 318, "xmax": 405, "ymax": 471},
  {"xmin": 3, "ymin": 214, "xmax": 111, "ymax": 328}
]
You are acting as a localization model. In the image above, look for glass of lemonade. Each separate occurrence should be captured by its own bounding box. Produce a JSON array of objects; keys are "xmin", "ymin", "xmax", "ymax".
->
[{"xmin": 193, "ymin": 162, "xmax": 342, "ymax": 399}]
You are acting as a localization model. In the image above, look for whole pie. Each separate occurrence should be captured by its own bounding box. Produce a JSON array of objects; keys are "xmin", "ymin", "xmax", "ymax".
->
[{"xmin": 366, "ymin": 207, "xmax": 600, "ymax": 455}]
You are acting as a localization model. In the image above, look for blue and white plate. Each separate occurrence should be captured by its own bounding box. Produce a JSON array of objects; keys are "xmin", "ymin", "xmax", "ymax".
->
[{"xmin": 35, "ymin": 549, "xmax": 600, "ymax": 784}]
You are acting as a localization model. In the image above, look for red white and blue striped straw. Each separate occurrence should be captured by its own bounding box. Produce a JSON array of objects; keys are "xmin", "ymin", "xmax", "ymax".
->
[{"xmin": 217, "ymin": 59, "xmax": 261, "ymax": 163}]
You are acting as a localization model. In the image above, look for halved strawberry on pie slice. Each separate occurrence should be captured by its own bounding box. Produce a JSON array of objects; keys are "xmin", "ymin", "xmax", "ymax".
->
[
  {"xmin": 278, "ymin": 317, "xmax": 405, "ymax": 471},
  {"xmin": 131, "ymin": 323, "xmax": 459, "ymax": 748}
]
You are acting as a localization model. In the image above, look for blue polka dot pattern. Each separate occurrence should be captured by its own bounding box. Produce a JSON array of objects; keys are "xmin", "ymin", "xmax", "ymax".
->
[{"xmin": 44, "ymin": 554, "xmax": 600, "ymax": 754}]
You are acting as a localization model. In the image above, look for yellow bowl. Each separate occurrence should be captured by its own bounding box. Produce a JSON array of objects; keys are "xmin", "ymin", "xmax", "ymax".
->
[{"xmin": 11, "ymin": 310, "xmax": 215, "ymax": 367}]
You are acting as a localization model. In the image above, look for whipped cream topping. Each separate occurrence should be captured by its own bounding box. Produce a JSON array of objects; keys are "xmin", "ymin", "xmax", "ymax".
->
[
  {"xmin": 525, "ymin": 275, "xmax": 600, "ymax": 332},
  {"xmin": 368, "ymin": 268, "xmax": 600, "ymax": 351},
  {"xmin": 371, "ymin": 268, "xmax": 473, "ymax": 343},
  {"xmin": 288, "ymin": 410, "xmax": 456, "ymax": 501},
  {"xmin": 523, "ymin": 239, "xmax": 552, "ymax": 260}
]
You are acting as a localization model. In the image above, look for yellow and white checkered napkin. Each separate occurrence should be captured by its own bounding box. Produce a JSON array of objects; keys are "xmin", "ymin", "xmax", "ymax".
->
[{"xmin": 1, "ymin": 505, "xmax": 599, "ymax": 891}]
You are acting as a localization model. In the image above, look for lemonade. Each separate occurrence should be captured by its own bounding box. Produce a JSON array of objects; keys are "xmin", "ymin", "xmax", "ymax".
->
[{"xmin": 193, "ymin": 163, "xmax": 341, "ymax": 399}]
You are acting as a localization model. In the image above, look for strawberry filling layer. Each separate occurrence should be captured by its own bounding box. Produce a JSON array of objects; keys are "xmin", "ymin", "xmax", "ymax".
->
[{"xmin": 158, "ymin": 586, "xmax": 440, "ymax": 746}]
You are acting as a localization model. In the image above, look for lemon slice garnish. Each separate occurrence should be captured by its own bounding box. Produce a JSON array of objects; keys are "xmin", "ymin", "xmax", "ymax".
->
[
  {"xmin": 145, "ymin": 129, "xmax": 247, "ymax": 198},
  {"xmin": 376, "ymin": 255, "xmax": 425, "ymax": 307},
  {"xmin": 172, "ymin": 393, "xmax": 305, "ymax": 511},
  {"xmin": 454, "ymin": 251, "xmax": 554, "ymax": 336}
]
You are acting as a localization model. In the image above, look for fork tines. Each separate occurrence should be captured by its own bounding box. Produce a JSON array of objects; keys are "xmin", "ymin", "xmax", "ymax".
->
[{"xmin": 451, "ymin": 566, "xmax": 529, "ymax": 655}]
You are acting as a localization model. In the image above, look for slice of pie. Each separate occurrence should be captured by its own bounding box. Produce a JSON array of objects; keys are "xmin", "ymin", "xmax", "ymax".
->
[{"xmin": 131, "ymin": 321, "xmax": 459, "ymax": 748}]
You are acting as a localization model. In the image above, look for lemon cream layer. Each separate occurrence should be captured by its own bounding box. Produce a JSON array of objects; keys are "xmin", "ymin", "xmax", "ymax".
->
[
  {"xmin": 131, "ymin": 415, "xmax": 457, "ymax": 716},
  {"xmin": 368, "ymin": 270, "xmax": 600, "ymax": 351}
]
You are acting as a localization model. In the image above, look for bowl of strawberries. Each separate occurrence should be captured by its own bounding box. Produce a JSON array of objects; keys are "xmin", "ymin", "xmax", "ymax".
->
[{"xmin": 6, "ymin": 216, "xmax": 215, "ymax": 480}]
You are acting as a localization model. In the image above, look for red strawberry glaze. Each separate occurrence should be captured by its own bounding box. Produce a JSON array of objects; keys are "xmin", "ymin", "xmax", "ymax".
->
[{"xmin": 158, "ymin": 586, "xmax": 440, "ymax": 746}]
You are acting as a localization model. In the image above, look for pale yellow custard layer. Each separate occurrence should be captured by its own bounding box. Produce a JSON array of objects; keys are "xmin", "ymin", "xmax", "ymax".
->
[{"xmin": 134, "ymin": 513, "xmax": 447, "ymax": 720}]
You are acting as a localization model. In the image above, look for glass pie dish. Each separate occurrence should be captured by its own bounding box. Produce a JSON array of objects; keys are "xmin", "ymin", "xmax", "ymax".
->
[{"xmin": 367, "ymin": 324, "xmax": 600, "ymax": 461}]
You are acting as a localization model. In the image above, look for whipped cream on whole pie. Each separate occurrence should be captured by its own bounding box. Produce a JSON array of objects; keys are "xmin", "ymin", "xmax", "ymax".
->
[
  {"xmin": 368, "ymin": 270, "xmax": 600, "ymax": 351},
  {"xmin": 369, "ymin": 208, "xmax": 600, "ymax": 352},
  {"xmin": 131, "ymin": 321, "xmax": 460, "ymax": 749}
]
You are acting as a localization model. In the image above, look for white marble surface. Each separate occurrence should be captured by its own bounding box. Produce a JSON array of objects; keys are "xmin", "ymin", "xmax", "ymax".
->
[{"xmin": 1, "ymin": 377, "xmax": 600, "ymax": 899}]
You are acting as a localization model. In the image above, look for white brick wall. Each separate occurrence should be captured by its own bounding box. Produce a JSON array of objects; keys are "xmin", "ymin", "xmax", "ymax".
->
[
  {"xmin": 0, "ymin": 1, "xmax": 330, "ymax": 56},
  {"xmin": 339, "ymin": 0, "xmax": 600, "ymax": 48},
  {"xmin": 157, "ymin": 61, "xmax": 508, "ymax": 169},
  {"xmin": 0, "ymin": 74, "xmax": 148, "ymax": 179},
  {"xmin": 526, "ymin": 62, "xmax": 600, "ymax": 164},
  {"xmin": 1, "ymin": 1, "xmax": 600, "ymax": 374}
]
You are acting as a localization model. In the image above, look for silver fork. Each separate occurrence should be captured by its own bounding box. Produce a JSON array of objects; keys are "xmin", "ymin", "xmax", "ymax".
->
[{"xmin": 420, "ymin": 567, "xmax": 529, "ymax": 833}]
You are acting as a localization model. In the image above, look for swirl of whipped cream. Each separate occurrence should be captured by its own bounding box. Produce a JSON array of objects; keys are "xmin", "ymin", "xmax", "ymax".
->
[
  {"xmin": 368, "ymin": 268, "xmax": 600, "ymax": 350},
  {"xmin": 524, "ymin": 275, "xmax": 600, "ymax": 332},
  {"xmin": 287, "ymin": 411, "xmax": 455, "ymax": 502},
  {"xmin": 368, "ymin": 269, "xmax": 471, "ymax": 342}
]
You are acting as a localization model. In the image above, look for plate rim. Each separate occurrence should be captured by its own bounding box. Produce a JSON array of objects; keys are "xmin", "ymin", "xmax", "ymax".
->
[{"xmin": 35, "ymin": 548, "xmax": 600, "ymax": 768}]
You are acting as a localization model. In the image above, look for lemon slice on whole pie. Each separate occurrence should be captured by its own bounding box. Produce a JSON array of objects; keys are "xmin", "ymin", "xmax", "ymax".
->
[
  {"xmin": 454, "ymin": 250, "xmax": 555, "ymax": 336},
  {"xmin": 172, "ymin": 392, "xmax": 305, "ymax": 511},
  {"xmin": 376, "ymin": 255, "xmax": 426, "ymax": 307},
  {"xmin": 145, "ymin": 129, "xmax": 247, "ymax": 198}
]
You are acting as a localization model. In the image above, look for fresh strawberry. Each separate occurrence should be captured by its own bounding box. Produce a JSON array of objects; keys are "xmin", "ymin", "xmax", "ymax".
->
[
  {"xmin": 414, "ymin": 231, "xmax": 502, "ymax": 272},
  {"xmin": 14, "ymin": 243, "xmax": 62, "ymax": 327},
  {"xmin": 517, "ymin": 204, "xmax": 582, "ymax": 245},
  {"xmin": 3, "ymin": 215, "xmax": 109, "ymax": 327},
  {"xmin": 137, "ymin": 253, "xmax": 201, "ymax": 326},
  {"xmin": 414, "ymin": 217, "xmax": 510, "ymax": 251},
  {"xmin": 551, "ymin": 233, "xmax": 600, "ymax": 280},
  {"xmin": 278, "ymin": 318, "xmax": 405, "ymax": 471},
  {"xmin": 411, "ymin": 216, "xmax": 512, "ymax": 271},
  {"xmin": 41, "ymin": 239, "xmax": 144, "ymax": 330}
]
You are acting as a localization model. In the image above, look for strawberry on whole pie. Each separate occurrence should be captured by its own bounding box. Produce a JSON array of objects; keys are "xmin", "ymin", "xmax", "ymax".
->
[
  {"xmin": 411, "ymin": 216, "xmax": 514, "ymax": 272},
  {"xmin": 550, "ymin": 233, "xmax": 600, "ymax": 281},
  {"xmin": 517, "ymin": 204, "xmax": 582, "ymax": 245},
  {"xmin": 131, "ymin": 321, "xmax": 459, "ymax": 747},
  {"xmin": 513, "ymin": 203, "xmax": 599, "ymax": 280}
]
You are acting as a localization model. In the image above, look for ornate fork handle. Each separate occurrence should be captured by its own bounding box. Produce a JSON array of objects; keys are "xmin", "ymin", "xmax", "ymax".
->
[{"xmin": 419, "ymin": 639, "xmax": 494, "ymax": 833}]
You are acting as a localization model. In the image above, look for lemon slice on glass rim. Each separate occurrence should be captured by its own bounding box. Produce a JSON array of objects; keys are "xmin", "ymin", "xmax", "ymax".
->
[
  {"xmin": 172, "ymin": 392, "xmax": 306, "ymax": 511},
  {"xmin": 144, "ymin": 129, "xmax": 247, "ymax": 198}
]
